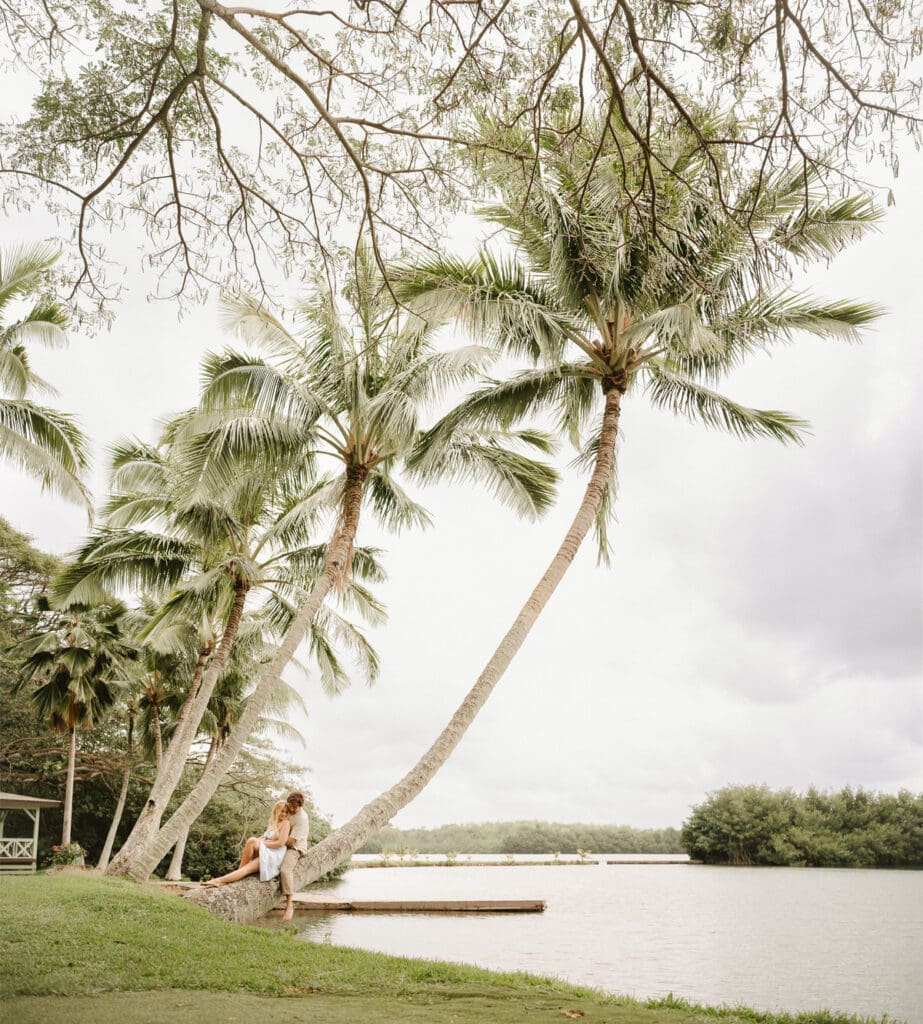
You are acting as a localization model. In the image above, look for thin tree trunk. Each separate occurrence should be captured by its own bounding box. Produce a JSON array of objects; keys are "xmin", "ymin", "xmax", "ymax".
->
[
  {"xmin": 62, "ymin": 726, "xmax": 76, "ymax": 846},
  {"xmin": 188, "ymin": 388, "xmax": 624, "ymax": 922},
  {"xmin": 98, "ymin": 712, "xmax": 135, "ymax": 871},
  {"xmin": 150, "ymin": 695, "xmax": 163, "ymax": 775},
  {"xmin": 171, "ymin": 644, "xmax": 213, "ymax": 745},
  {"xmin": 106, "ymin": 589, "xmax": 249, "ymax": 877},
  {"xmin": 124, "ymin": 467, "xmax": 368, "ymax": 881},
  {"xmin": 165, "ymin": 736, "xmax": 218, "ymax": 881},
  {"xmin": 165, "ymin": 824, "xmax": 190, "ymax": 881}
]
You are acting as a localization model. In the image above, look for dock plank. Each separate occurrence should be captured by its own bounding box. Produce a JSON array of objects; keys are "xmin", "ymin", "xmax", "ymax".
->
[{"xmin": 269, "ymin": 897, "xmax": 546, "ymax": 914}]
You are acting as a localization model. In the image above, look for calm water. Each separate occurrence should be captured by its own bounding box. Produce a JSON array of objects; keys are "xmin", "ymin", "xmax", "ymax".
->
[{"xmin": 267, "ymin": 860, "xmax": 923, "ymax": 1022}]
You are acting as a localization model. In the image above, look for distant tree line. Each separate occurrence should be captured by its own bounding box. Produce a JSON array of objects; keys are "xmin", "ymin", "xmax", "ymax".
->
[
  {"xmin": 360, "ymin": 821, "xmax": 683, "ymax": 855},
  {"xmin": 680, "ymin": 785, "xmax": 923, "ymax": 868}
]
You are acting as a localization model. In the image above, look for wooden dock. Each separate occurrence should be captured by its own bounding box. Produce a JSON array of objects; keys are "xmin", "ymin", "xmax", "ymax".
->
[
  {"xmin": 266, "ymin": 896, "xmax": 546, "ymax": 914},
  {"xmin": 605, "ymin": 857, "xmax": 690, "ymax": 865},
  {"xmin": 161, "ymin": 883, "xmax": 545, "ymax": 914}
]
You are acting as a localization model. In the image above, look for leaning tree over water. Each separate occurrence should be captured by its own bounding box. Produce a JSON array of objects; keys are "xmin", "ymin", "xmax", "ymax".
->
[
  {"xmin": 187, "ymin": 106, "xmax": 881, "ymax": 922},
  {"xmin": 107, "ymin": 242, "xmax": 558, "ymax": 880}
]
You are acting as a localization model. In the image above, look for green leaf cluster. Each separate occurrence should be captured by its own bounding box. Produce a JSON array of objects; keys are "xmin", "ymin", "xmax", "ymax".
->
[{"xmin": 680, "ymin": 785, "xmax": 923, "ymax": 867}]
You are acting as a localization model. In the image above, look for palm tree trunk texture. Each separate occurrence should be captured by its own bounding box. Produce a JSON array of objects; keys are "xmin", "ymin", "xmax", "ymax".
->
[
  {"xmin": 115, "ymin": 468, "xmax": 368, "ymax": 881},
  {"xmin": 164, "ymin": 736, "xmax": 218, "ymax": 880},
  {"xmin": 164, "ymin": 824, "xmax": 190, "ymax": 881},
  {"xmin": 62, "ymin": 726, "xmax": 77, "ymax": 846},
  {"xmin": 105, "ymin": 590, "xmax": 249, "ymax": 877},
  {"xmin": 97, "ymin": 714, "xmax": 135, "ymax": 871},
  {"xmin": 151, "ymin": 698, "xmax": 163, "ymax": 775},
  {"xmin": 188, "ymin": 389, "xmax": 623, "ymax": 922},
  {"xmin": 159, "ymin": 644, "xmax": 210, "ymax": 771},
  {"xmin": 97, "ymin": 762, "xmax": 132, "ymax": 871}
]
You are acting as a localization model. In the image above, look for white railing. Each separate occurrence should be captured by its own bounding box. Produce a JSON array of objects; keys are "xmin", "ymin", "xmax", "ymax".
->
[{"xmin": 0, "ymin": 837, "xmax": 36, "ymax": 863}]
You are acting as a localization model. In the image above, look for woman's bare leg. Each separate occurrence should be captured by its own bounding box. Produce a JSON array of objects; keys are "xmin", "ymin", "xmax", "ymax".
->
[
  {"xmin": 201, "ymin": 856, "xmax": 261, "ymax": 887},
  {"xmin": 239, "ymin": 837, "xmax": 261, "ymax": 869}
]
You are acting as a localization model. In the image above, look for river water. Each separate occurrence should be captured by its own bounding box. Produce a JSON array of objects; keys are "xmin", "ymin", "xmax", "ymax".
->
[{"xmin": 270, "ymin": 859, "xmax": 923, "ymax": 1022}]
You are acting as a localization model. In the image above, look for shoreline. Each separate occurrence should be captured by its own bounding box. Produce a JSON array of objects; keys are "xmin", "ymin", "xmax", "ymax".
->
[
  {"xmin": 0, "ymin": 874, "xmax": 901, "ymax": 1024},
  {"xmin": 351, "ymin": 858, "xmax": 694, "ymax": 867}
]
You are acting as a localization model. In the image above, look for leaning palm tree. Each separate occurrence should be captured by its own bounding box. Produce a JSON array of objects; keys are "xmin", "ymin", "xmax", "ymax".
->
[
  {"xmin": 96, "ymin": 697, "xmax": 137, "ymax": 871},
  {"xmin": 187, "ymin": 108, "xmax": 882, "ymax": 922},
  {"xmin": 164, "ymin": 622, "xmax": 310, "ymax": 881},
  {"xmin": 0, "ymin": 244, "xmax": 90, "ymax": 508},
  {"xmin": 55, "ymin": 433, "xmax": 387, "ymax": 875},
  {"xmin": 13, "ymin": 598, "xmax": 135, "ymax": 844},
  {"xmin": 112, "ymin": 241, "xmax": 559, "ymax": 881}
]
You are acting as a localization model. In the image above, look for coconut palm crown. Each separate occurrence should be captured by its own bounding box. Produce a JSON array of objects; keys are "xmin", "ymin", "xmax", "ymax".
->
[
  {"xmin": 395, "ymin": 111, "xmax": 882, "ymax": 556},
  {"xmin": 0, "ymin": 244, "xmax": 91, "ymax": 508},
  {"xmin": 14, "ymin": 596, "xmax": 136, "ymax": 844}
]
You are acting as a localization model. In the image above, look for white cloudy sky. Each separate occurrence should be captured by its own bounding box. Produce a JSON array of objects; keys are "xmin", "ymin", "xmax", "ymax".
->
[{"xmin": 2, "ymin": 141, "xmax": 920, "ymax": 831}]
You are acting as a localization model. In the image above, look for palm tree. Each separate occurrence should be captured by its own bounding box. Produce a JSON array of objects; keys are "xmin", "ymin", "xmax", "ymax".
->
[
  {"xmin": 13, "ymin": 598, "xmax": 135, "ymax": 844},
  {"xmin": 164, "ymin": 619, "xmax": 310, "ymax": 881},
  {"xmin": 54, "ymin": 433, "xmax": 387, "ymax": 875},
  {"xmin": 113, "ymin": 241, "xmax": 559, "ymax": 881},
  {"xmin": 187, "ymin": 110, "xmax": 882, "ymax": 922},
  {"xmin": 0, "ymin": 244, "xmax": 90, "ymax": 508},
  {"xmin": 96, "ymin": 697, "xmax": 136, "ymax": 871}
]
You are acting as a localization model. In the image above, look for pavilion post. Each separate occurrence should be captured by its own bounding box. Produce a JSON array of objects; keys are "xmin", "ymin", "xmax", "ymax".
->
[{"xmin": 31, "ymin": 809, "xmax": 40, "ymax": 872}]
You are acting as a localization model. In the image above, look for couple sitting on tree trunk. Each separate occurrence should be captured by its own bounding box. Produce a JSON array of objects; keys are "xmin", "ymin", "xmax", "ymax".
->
[{"xmin": 201, "ymin": 791, "xmax": 309, "ymax": 922}]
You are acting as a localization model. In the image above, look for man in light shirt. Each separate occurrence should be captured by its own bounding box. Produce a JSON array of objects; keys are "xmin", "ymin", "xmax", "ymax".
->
[{"xmin": 281, "ymin": 791, "xmax": 310, "ymax": 922}]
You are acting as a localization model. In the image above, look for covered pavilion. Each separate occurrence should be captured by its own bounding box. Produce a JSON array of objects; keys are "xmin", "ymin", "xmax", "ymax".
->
[{"xmin": 0, "ymin": 791, "xmax": 61, "ymax": 872}]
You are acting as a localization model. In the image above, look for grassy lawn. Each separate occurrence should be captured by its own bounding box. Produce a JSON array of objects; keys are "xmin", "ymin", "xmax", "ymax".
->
[{"xmin": 0, "ymin": 874, "xmax": 890, "ymax": 1024}]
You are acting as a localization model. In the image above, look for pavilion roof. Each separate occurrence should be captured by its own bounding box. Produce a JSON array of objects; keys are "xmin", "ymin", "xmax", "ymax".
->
[{"xmin": 0, "ymin": 792, "xmax": 62, "ymax": 810}]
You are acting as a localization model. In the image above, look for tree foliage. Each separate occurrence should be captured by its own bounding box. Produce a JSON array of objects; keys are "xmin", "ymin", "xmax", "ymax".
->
[
  {"xmin": 680, "ymin": 785, "xmax": 923, "ymax": 867},
  {"xmin": 0, "ymin": 0, "xmax": 918, "ymax": 309},
  {"xmin": 0, "ymin": 246, "xmax": 90, "ymax": 503},
  {"xmin": 0, "ymin": 516, "xmax": 330, "ymax": 878},
  {"xmin": 361, "ymin": 820, "xmax": 683, "ymax": 855}
]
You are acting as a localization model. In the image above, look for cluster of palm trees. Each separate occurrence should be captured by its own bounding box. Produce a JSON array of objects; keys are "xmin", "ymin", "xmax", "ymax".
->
[{"xmin": 4, "ymin": 109, "xmax": 881, "ymax": 914}]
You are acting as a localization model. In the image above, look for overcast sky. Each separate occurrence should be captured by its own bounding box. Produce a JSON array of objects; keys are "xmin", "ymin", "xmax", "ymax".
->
[{"xmin": 2, "ymin": 142, "xmax": 920, "ymax": 832}]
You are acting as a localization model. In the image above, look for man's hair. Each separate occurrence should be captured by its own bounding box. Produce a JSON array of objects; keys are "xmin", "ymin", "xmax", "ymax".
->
[{"xmin": 286, "ymin": 791, "xmax": 305, "ymax": 808}]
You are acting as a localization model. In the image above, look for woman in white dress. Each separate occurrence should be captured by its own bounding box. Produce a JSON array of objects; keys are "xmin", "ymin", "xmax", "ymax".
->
[
  {"xmin": 258, "ymin": 801, "xmax": 291, "ymax": 881},
  {"xmin": 201, "ymin": 801, "xmax": 291, "ymax": 887}
]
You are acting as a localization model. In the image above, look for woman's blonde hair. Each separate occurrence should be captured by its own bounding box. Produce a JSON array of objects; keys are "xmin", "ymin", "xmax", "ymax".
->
[{"xmin": 268, "ymin": 800, "xmax": 290, "ymax": 829}]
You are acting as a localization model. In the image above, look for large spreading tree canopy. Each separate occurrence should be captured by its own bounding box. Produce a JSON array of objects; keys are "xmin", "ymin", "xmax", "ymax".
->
[{"xmin": 0, "ymin": 0, "xmax": 918, "ymax": 309}]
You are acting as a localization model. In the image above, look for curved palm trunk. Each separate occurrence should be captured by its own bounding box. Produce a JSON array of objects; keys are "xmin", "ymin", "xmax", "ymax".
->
[
  {"xmin": 165, "ymin": 735, "xmax": 218, "ymax": 880},
  {"xmin": 106, "ymin": 591, "xmax": 249, "ymax": 877},
  {"xmin": 150, "ymin": 697, "xmax": 163, "ymax": 775},
  {"xmin": 164, "ymin": 825, "xmax": 190, "ymax": 881},
  {"xmin": 114, "ymin": 468, "xmax": 368, "ymax": 881},
  {"xmin": 97, "ymin": 712, "xmax": 135, "ymax": 871},
  {"xmin": 61, "ymin": 726, "xmax": 77, "ymax": 846},
  {"xmin": 188, "ymin": 388, "xmax": 623, "ymax": 922},
  {"xmin": 165, "ymin": 645, "xmax": 211, "ymax": 758}
]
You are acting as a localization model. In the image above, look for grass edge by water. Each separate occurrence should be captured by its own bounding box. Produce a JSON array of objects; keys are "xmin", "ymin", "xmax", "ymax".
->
[{"xmin": 0, "ymin": 874, "xmax": 903, "ymax": 1024}]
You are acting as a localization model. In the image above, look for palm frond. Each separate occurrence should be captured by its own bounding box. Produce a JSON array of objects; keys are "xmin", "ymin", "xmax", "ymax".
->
[
  {"xmin": 0, "ymin": 244, "xmax": 59, "ymax": 311},
  {"xmin": 365, "ymin": 469, "xmax": 433, "ymax": 533},
  {"xmin": 644, "ymin": 363, "xmax": 808, "ymax": 444},
  {"xmin": 392, "ymin": 251, "xmax": 576, "ymax": 364},
  {"xmin": 410, "ymin": 428, "xmax": 560, "ymax": 520},
  {"xmin": 3, "ymin": 303, "xmax": 68, "ymax": 350},
  {"xmin": 53, "ymin": 530, "xmax": 198, "ymax": 607},
  {"xmin": 0, "ymin": 398, "xmax": 91, "ymax": 507}
]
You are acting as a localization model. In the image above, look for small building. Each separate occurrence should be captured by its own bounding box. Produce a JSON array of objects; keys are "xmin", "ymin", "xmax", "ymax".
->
[{"xmin": 0, "ymin": 792, "xmax": 61, "ymax": 873}]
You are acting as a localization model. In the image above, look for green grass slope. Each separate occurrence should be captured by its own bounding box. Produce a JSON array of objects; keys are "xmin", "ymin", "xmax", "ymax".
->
[{"xmin": 0, "ymin": 874, "xmax": 894, "ymax": 1024}]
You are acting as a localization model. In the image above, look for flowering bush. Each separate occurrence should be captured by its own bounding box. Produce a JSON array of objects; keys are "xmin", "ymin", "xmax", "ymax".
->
[{"xmin": 47, "ymin": 842, "xmax": 85, "ymax": 867}]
